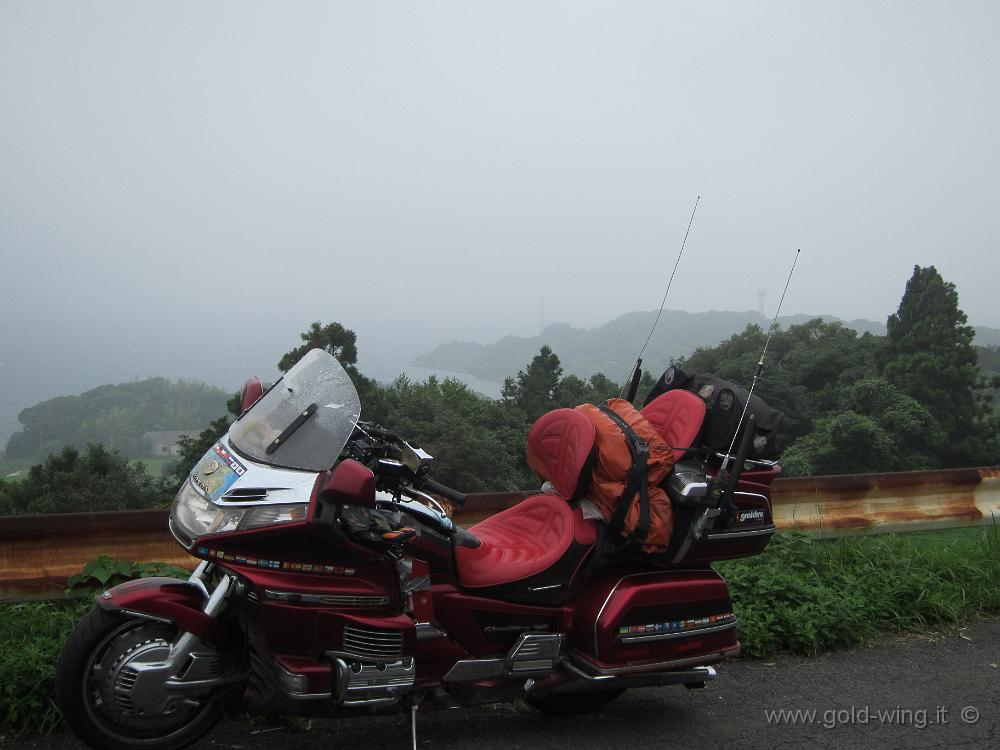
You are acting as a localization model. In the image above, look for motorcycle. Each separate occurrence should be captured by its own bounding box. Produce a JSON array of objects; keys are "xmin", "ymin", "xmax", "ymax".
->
[{"xmin": 55, "ymin": 347, "xmax": 779, "ymax": 749}]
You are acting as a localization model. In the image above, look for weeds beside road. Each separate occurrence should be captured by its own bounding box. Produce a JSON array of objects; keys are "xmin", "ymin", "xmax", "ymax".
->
[{"xmin": 718, "ymin": 525, "xmax": 1000, "ymax": 657}]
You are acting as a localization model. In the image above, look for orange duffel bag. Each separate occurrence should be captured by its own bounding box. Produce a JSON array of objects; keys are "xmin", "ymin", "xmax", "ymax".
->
[{"xmin": 574, "ymin": 398, "xmax": 678, "ymax": 554}]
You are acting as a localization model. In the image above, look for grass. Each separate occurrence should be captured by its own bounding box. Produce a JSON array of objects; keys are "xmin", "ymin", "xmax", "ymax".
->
[
  {"xmin": 0, "ymin": 600, "xmax": 90, "ymax": 737},
  {"xmin": 717, "ymin": 524, "xmax": 1000, "ymax": 657},
  {"xmin": 1, "ymin": 528, "xmax": 998, "ymax": 738}
]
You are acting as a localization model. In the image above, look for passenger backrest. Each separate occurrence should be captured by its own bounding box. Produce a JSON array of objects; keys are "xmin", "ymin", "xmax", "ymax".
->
[
  {"xmin": 526, "ymin": 408, "xmax": 597, "ymax": 500},
  {"xmin": 641, "ymin": 390, "xmax": 707, "ymax": 463}
]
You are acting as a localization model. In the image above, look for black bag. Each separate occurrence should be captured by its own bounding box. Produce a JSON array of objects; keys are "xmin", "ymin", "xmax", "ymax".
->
[{"xmin": 643, "ymin": 366, "xmax": 784, "ymax": 460}]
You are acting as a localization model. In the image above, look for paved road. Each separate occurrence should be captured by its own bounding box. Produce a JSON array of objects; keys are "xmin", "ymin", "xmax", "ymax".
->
[{"xmin": 8, "ymin": 619, "xmax": 998, "ymax": 750}]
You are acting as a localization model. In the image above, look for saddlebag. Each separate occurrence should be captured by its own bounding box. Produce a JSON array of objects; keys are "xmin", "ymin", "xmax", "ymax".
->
[{"xmin": 569, "ymin": 566, "xmax": 740, "ymax": 670}]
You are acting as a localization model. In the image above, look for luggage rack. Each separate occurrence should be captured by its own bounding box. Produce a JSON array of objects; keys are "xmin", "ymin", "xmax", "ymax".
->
[{"xmin": 711, "ymin": 452, "xmax": 778, "ymax": 468}]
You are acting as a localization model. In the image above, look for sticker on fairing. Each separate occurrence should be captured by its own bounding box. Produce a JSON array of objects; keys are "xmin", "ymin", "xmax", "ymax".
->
[{"xmin": 191, "ymin": 442, "xmax": 247, "ymax": 501}]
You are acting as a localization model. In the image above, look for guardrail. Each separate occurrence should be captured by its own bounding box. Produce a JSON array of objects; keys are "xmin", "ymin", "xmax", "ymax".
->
[{"xmin": 1, "ymin": 467, "xmax": 997, "ymax": 601}]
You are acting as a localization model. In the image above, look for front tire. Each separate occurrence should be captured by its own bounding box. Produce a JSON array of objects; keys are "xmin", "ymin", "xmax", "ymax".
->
[{"xmin": 56, "ymin": 606, "xmax": 222, "ymax": 750}]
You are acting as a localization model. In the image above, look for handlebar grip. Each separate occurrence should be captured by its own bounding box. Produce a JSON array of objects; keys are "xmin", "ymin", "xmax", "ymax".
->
[{"xmin": 421, "ymin": 477, "xmax": 466, "ymax": 506}]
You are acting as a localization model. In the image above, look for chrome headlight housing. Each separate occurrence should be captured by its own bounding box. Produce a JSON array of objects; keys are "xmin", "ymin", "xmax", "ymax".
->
[{"xmin": 170, "ymin": 479, "xmax": 307, "ymax": 541}]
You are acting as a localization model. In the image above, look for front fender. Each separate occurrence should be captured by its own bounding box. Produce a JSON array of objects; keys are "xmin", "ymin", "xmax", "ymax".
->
[{"xmin": 96, "ymin": 577, "xmax": 221, "ymax": 642}]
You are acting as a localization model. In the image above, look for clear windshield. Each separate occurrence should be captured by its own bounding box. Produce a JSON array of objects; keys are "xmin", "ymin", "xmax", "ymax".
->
[{"xmin": 229, "ymin": 348, "xmax": 362, "ymax": 471}]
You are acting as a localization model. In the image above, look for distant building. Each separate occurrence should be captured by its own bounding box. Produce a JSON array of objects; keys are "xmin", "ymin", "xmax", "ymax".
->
[{"xmin": 145, "ymin": 430, "xmax": 199, "ymax": 457}]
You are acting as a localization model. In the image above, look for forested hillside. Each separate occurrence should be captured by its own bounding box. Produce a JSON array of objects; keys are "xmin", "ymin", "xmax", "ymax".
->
[
  {"xmin": 415, "ymin": 308, "xmax": 1000, "ymax": 385},
  {"xmin": 3, "ymin": 379, "xmax": 230, "ymax": 459}
]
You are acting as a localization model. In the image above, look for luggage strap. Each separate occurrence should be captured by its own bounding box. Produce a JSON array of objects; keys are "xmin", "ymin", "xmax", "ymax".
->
[{"xmin": 598, "ymin": 405, "xmax": 650, "ymax": 551}]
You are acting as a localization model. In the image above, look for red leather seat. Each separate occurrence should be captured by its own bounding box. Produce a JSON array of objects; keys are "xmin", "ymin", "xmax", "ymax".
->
[
  {"xmin": 641, "ymin": 390, "xmax": 707, "ymax": 461},
  {"xmin": 455, "ymin": 496, "xmax": 596, "ymax": 588},
  {"xmin": 455, "ymin": 409, "xmax": 598, "ymax": 590}
]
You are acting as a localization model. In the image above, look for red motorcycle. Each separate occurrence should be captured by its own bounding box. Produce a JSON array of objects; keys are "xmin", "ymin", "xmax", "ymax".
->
[{"xmin": 55, "ymin": 348, "xmax": 779, "ymax": 749}]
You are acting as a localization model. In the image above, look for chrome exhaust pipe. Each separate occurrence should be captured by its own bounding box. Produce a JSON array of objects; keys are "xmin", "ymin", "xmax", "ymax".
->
[{"xmin": 526, "ymin": 663, "xmax": 717, "ymax": 696}]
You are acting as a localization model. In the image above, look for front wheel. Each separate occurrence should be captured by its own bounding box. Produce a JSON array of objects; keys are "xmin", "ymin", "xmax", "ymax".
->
[{"xmin": 56, "ymin": 606, "xmax": 223, "ymax": 750}]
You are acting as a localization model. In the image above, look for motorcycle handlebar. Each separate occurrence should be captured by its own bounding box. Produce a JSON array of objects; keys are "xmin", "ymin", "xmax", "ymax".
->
[{"xmin": 418, "ymin": 477, "xmax": 466, "ymax": 506}]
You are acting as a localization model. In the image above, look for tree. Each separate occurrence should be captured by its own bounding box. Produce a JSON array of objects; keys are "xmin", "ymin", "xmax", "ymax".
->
[
  {"xmin": 277, "ymin": 321, "xmax": 359, "ymax": 373},
  {"xmin": 501, "ymin": 345, "xmax": 563, "ymax": 422},
  {"xmin": 372, "ymin": 375, "xmax": 533, "ymax": 491},
  {"xmin": 883, "ymin": 266, "xmax": 997, "ymax": 466},
  {"xmin": 681, "ymin": 319, "xmax": 878, "ymax": 445},
  {"xmin": 780, "ymin": 378, "xmax": 945, "ymax": 476},
  {"xmin": 277, "ymin": 321, "xmax": 384, "ymax": 422},
  {"xmin": 0, "ymin": 444, "xmax": 172, "ymax": 515}
]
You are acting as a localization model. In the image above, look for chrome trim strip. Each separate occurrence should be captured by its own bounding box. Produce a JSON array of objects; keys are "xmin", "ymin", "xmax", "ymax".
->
[
  {"xmin": 203, "ymin": 574, "xmax": 232, "ymax": 617},
  {"xmin": 572, "ymin": 647, "xmax": 740, "ymax": 676},
  {"xmin": 119, "ymin": 609, "xmax": 174, "ymax": 625},
  {"xmin": 164, "ymin": 672, "xmax": 249, "ymax": 691},
  {"xmin": 733, "ymin": 490, "xmax": 770, "ymax": 503},
  {"xmin": 188, "ymin": 560, "xmax": 211, "ymax": 599},
  {"xmin": 562, "ymin": 659, "xmax": 619, "ymax": 684},
  {"xmin": 215, "ymin": 490, "xmax": 304, "ymax": 507},
  {"xmin": 327, "ymin": 649, "xmax": 398, "ymax": 666},
  {"xmin": 553, "ymin": 660, "xmax": 718, "ymax": 688},
  {"xmin": 263, "ymin": 589, "xmax": 390, "ymax": 607},
  {"xmin": 341, "ymin": 697, "xmax": 398, "ymax": 708},
  {"xmin": 712, "ymin": 452, "xmax": 778, "ymax": 467},
  {"xmin": 618, "ymin": 619, "xmax": 737, "ymax": 644},
  {"xmin": 593, "ymin": 570, "xmax": 674, "ymax": 659},
  {"xmin": 705, "ymin": 525, "xmax": 776, "ymax": 540},
  {"xmin": 168, "ymin": 517, "xmax": 194, "ymax": 550}
]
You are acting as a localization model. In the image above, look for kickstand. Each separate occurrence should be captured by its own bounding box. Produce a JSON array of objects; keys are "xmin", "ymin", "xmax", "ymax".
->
[{"xmin": 410, "ymin": 700, "xmax": 418, "ymax": 750}]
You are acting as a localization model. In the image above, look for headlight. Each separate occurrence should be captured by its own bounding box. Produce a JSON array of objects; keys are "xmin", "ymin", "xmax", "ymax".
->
[{"xmin": 170, "ymin": 479, "xmax": 307, "ymax": 540}]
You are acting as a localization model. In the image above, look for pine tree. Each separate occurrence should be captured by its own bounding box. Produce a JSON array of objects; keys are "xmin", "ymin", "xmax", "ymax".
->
[
  {"xmin": 883, "ymin": 265, "xmax": 996, "ymax": 466},
  {"xmin": 501, "ymin": 345, "xmax": 563, "ymax": 422}
]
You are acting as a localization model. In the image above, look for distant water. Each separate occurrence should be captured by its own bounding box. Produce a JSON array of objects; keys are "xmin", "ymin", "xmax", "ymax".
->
[{"xmin": 373, "ymin": 365, "xmax": 504, "ymax": 400}]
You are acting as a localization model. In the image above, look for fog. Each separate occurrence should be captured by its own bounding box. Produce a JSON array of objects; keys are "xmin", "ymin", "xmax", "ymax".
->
[{"xmin": 1, "ymin": 1, "xmax": 998, "ymax": 440}]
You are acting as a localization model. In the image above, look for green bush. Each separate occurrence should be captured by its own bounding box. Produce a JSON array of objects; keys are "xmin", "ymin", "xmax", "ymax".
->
[
  {"xmin": 718, "ymin": 526, "xmax": 1000, "ymax": 657},
  {"xmin": 0, "ymin": 444, "xmax": 175, "ymax": 515},
  {"xmin": 0, "ymin": 601, "xmax": 90, "ymax": 737},
  {"xmin": 66, "ymin": 555, "xmax": 191, "ymax": 595}
]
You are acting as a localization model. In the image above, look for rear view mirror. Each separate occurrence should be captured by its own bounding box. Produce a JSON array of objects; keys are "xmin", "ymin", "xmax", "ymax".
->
[{"xmin": 239, "ymin": 377, "xmax": 264, "ymax": 414}]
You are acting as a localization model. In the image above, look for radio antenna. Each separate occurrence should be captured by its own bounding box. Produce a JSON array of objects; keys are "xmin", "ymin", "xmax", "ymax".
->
[
  {"xmin": 620, "ymin": 195, "xmax": 700, "ymax": 400},
  {"xmin": 719, "ymin": 248, "xmax": 800, "ymax": 474}
]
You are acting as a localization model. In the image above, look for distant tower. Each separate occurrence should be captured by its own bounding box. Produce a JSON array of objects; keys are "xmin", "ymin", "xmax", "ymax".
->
[{"xmin": 757, "ymin": 290, "xmax": 766, "ymax": 317}]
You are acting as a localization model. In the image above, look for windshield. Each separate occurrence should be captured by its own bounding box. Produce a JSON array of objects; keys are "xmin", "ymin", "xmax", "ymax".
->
[{"xmin": 229, "ymin": 348, "xmax": 362, "ymax": 471}]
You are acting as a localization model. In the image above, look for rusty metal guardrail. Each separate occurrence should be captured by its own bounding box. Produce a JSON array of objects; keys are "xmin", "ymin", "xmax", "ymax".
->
[{"xmin": 1, "ymin": 468, "xmax": 997, "ymax": 601}]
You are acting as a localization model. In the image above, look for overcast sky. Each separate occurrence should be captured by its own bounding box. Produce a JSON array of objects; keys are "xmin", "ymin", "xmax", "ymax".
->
[{"xmin": 1, "ymin": 1, "xmax": 998, "ymax": 435}]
